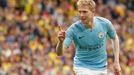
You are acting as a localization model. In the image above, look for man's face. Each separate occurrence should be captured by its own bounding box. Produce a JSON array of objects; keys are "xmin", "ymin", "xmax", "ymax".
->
[{"xmin": 78, "ymin": 5, "xmax": 94, "ymax": 24}]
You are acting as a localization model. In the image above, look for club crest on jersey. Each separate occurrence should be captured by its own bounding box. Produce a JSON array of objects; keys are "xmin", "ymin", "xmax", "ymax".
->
[{"xmin": 98, "ymin": 32, "xmax": 104, "ymax": 38}]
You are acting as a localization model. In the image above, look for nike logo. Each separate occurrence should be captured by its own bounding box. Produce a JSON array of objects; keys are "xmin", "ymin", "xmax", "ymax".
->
[{"xmin": 79, "ymin": 36, "xmax": 85, "ymax": 39}]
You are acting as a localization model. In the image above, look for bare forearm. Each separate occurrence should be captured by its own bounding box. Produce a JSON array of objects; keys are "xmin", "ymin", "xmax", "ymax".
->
[
  {"xmin": 113, "ymin": 35, "xmax": 120, "ymax": 62},
  {"xmin": 56, "ymin": 41, "xmax": 63, "ymax": 56}
]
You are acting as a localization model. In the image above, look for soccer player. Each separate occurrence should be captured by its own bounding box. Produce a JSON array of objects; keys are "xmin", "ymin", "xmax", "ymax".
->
[{"xmin": 56, "ymin": 0, "xmax": 121, "ymax": 75}]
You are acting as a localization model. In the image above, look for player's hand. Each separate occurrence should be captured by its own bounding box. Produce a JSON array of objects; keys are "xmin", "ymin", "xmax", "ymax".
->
[
  {"xmin": 114, "ymin": 62, "xmax": 122, "ymax": 75},
  {"xmin": 57, "ymin": 26, "xmax": 66, "ymax": 42}
]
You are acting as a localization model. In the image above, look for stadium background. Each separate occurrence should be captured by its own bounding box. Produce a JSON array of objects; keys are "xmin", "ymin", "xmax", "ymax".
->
[{"xmin": 0, "ymin": 0, "xmax": 133, "ymax": 75}]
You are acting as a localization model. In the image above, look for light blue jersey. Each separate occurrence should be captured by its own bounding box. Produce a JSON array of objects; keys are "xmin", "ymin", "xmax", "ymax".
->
[{"xmin": 63, "ymin": 16, "xmax": 116, "ymax": 70}]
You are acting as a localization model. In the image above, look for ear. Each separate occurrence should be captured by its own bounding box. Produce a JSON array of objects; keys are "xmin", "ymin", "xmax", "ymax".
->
[
  {"xmin": 92, "ymin": 9, "xmax": 96, "ymax": 15},
  {"xmin": 92, "ymin": 9, "xmax": 96, "ymax": 13}
]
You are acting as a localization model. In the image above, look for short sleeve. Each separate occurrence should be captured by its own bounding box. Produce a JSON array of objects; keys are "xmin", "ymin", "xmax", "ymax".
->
[
  {"xmin": 106, "ymin": 20, "xmax": 116, "ymax": 39},
  {"xmin": 63, "ymin": 27, "xmax": 73, "ymax": 48}
]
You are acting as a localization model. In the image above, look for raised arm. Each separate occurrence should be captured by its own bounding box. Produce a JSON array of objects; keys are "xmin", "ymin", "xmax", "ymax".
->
[
  {"xmin": 56, "ymin": 27, "xmax": 66, "ymax": 56},
  {"xmin": 56, "ymin": 41, "xmax": 68, "ymax": 56},
  {"xmin": 56, "ymin": 25, "xmax": 73, "ymax": 56}
]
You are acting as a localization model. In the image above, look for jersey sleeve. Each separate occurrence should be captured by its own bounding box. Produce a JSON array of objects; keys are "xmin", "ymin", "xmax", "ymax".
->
[
  {"xmin": 63, "ymin": 27, "xmax": 73, "ymax": 48},
  {"xmin": 105, "ymin": 19, "xmax": 116, "ymax": 39}
]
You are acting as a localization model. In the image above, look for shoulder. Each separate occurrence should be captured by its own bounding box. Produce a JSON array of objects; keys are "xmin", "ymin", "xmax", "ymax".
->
[
  {"xmin": 67, "ymin": 20, "xmax": 82, "ymax": 30},
  {"xmin": 95, "ymin": 16, "xmax": 112, "ymax": 24},
  {"xmin": 70, "ymin": 21, "xmax": 81, "ymax": 28},
  {"xmin": 94, "ymin": 16, "xmax": 114, "ymax": 32},
  {"xmin": 66, "ymin": 20, "xmax": 83, "ymax": 35}
]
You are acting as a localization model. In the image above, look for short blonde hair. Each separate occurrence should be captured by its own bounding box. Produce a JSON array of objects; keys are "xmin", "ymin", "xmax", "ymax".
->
[{"xmin": 77, "ymin": 0, "xmax": 96, "ymax": 12}]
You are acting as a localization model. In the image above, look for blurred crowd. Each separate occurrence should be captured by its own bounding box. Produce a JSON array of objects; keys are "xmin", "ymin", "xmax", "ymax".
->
[{"xmin": 0, "ymin": 0, "xmax": 133, "ymax": 75}]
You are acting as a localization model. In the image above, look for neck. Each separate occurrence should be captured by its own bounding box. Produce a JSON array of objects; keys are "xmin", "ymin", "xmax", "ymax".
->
[{"xmin": 84, "ymin": 21, "xmax": 94, "ymax": 29}]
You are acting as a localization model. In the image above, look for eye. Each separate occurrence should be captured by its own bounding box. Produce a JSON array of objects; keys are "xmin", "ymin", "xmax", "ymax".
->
[
  {"xmin": 83, "ymin": 11, "xmax": 87, "ymax": 13},
  {"xmin": 79, "ymin": 11, "xmax": 87, "ymax": 14}
]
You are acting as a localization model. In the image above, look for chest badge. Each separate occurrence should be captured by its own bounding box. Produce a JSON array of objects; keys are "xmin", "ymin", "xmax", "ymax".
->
[{"xmin": 98, "ymin": 32, "xmax": 104, "ymax": 38}]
